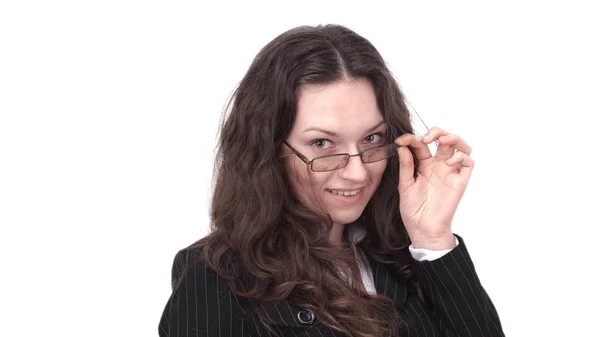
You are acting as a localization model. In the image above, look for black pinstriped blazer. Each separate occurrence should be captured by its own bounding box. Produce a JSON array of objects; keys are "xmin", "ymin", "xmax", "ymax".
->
[{"xmin": 158, "ymin": 235, "xmax": 505, "ymax": 336}]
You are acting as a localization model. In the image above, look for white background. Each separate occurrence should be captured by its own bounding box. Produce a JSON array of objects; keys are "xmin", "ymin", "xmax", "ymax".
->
[{"xmin": 1, "ymin": 1, "xmax": 599, "ymax": 336}]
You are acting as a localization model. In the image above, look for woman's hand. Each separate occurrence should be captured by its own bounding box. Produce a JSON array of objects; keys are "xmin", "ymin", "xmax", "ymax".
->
[{"xmin": 394, "ymin": 127, "xmax": 474, "ymax": 250}]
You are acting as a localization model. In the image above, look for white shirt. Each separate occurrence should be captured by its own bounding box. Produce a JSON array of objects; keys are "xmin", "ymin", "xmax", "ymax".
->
[{"xmin": 346, "ymin": 222, "xmax": 459, "ymax": 295}]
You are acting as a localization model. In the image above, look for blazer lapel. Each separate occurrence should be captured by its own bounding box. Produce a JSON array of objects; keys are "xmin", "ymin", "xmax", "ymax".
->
[{"xmin": 367, "ymin": 254, "xmax": 408, "ymax": 310}]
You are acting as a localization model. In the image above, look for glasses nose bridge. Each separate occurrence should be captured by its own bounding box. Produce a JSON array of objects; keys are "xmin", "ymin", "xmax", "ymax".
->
[
  {"xmin": 336, "ymin": 151, "xmax": 369, "ymax": 178},
  {"xmin": 344, "ymin": 152, "xmax": 367, "ymax": 167}
]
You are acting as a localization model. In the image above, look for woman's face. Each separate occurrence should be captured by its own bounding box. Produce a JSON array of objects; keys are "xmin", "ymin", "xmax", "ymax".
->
[{"xmin": 284, "ymin": 77, "xmax": 388, "ymax": 227}]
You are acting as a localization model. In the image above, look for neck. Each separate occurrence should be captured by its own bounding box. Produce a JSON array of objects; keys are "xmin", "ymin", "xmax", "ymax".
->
[{"xmin": 329, "ymin": 222, "xmax": 345, "ymax": 248}]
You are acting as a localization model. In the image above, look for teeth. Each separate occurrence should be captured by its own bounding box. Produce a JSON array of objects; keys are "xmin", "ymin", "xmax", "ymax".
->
[{"xmin": 328, "ymin": 189, "xmax": 361, "ymax": 196}]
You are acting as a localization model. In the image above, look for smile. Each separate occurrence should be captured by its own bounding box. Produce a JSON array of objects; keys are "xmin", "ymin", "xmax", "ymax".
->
[{"xmin": 326, "ymin": 189, "xmax": 363, "ymax": 196}]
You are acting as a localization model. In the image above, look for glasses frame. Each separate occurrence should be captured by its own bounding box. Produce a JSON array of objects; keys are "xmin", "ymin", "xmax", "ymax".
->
[{"xmin": 283, "ymin": 141, "xmax": 398, "ymax": 172}]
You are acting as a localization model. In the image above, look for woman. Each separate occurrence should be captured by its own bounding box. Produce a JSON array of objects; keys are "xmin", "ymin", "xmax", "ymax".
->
[{"xmin": 158, "ymin": 24, "xmax": 505, "ymax": 337}]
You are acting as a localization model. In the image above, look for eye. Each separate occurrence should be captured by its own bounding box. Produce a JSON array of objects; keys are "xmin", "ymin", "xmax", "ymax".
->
[
  {"xmin": 363, "ymin": 132, "xmax": 384, "ymax": 144},
  {"xmin": 310, "ymin": 139, "xmax": 334, "ymax": 149}
]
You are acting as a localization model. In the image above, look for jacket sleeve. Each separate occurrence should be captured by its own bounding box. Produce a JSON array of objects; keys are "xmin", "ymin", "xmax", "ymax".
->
[
  {"xmin": 414, "ymin": 235, "xmax": 505, "ymax": 337},
  {"xmin": 158, "ymin": 249, "xmax": 247, "ymax": 337}
]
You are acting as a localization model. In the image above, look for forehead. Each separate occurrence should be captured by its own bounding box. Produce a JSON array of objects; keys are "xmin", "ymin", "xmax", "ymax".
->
[{"xmin": 294, "ymin": 78, "xmax": 383, "ymax": 131}]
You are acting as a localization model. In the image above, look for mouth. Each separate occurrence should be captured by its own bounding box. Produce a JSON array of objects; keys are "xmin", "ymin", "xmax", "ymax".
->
[{"xmin": 326, "ymin": 188, "xmax": 363, "ymax": 197}]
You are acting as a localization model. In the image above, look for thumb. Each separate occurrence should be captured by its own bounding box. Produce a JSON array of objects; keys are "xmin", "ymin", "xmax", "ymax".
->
[{"xmin": 397, "ymin": 145, "xmax": 415, "ymax": 192}]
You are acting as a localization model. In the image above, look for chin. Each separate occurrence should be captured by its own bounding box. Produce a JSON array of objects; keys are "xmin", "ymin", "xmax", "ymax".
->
[
  {"xmin": 329, "ymin": 208, "xmax": 366, "ymax": 225},
  {"xmin": 324, "ymin": 190, "xmax": 373, "ymax": 225}
]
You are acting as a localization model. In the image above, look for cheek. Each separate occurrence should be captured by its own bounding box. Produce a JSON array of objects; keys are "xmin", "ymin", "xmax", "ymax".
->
[
  {"xmin": 286, "ymin": 158, "xmax": 308, "ymax": 184},
  {"xmin": 285, "ymin": 159, "xmax": 312, "ymax": 197},
  {"xmin": 367, "ymin": 161, "xmax": 388, "ymax": 187},
  {"xmin": 285, "ymin": 159, "xmax": 330, "ymax": 202}
]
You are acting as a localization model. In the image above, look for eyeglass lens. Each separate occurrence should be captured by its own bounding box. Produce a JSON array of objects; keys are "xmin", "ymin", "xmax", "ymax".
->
[{"xmin": 311, "ymin": 145, "xmax": 395, "ymax": 172}]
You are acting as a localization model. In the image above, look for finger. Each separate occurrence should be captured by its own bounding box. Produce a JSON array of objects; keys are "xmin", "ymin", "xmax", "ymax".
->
[
  {"xmin": 446, "ymin": 151, "xmax": 475, "ymax": 182},
  {"xmin": 394, "ymin": 133, "xmax": 432, "ymax": 161},
  {"xmin": 438, "ymin": 133, "xmax": 472, "ymax": 156},
  {"xmin": 397, "ymin": 145, "xmax": 415, "ymax": 192},
  {"xmin": 422, "ymin": 126, "xmax": 449, "ymax": 145},
  {"xmin": 460, "ymin": 159, "xmax": 475, "ymax": 181},
  {"xmin": 423, "ymin": 127, "xmax": 454, "ymax": 159},
  {"xmin": 446, "ymin": 151, "xmax": 475, "ymax": 167}
]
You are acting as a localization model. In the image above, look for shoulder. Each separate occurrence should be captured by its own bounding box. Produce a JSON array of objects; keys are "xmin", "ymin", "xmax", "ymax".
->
[
  {"xmin": 167, "ymin": 245, "xmax": 318, "ymax": 324},
  {"xmin": 169, "ymin": 244, "xmax": 224, "ymax": 291},
  {"xmin": 168, "ymin": 243, "xmax": 251, "ymax": 309},
  {"xmin": 160, "ymin": 245, "xmax": 251, "ymax": 336}
]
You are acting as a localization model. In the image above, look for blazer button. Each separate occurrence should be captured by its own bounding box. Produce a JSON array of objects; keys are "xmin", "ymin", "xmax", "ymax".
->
[{"xmin": 297, "ymin": 309, "xmax": 315, "ymax": 325}]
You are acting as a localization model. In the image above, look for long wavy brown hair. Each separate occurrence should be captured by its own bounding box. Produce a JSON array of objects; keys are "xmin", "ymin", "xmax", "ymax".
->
[{"xmin": 193, "ymin": 24, "xmax": 421, "ymax": 337}]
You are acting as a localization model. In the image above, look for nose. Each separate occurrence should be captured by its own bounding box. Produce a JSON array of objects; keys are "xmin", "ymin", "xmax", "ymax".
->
[{"xmin": 338, "ymin": 154, "xmax": 368, "ymax": 182}]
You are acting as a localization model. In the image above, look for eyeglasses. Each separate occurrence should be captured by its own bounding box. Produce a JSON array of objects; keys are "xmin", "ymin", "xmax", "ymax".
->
[{"xmin": 283, "ymin": 141, "xmax": 398, "ymax": 172}]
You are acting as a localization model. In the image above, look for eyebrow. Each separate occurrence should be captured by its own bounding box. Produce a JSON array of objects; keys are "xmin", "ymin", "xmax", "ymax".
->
[{"xmin": 302, "ymin": 120, "xmax": 386, "ymax": 137}]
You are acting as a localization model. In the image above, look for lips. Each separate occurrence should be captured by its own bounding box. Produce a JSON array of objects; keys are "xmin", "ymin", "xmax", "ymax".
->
[{"xmin": 326, "ymin": 188, "xmax": 363, "ymax": 196}]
